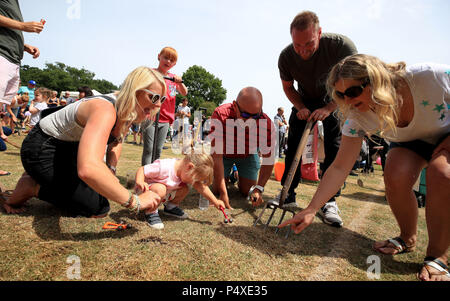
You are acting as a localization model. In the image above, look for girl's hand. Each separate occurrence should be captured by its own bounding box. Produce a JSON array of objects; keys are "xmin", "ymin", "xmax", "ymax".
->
[
  {"xmin": 214, "ymin": 199, "xmax": 226, "ymax": 210},
  {"xmin": 138, "ymin": 190, "xmax": 161, "ymax": 212},
  {"xmin": 278, "ymin": 207, "xmax": 317, "ymax": 234},
  {"xmin": 135, "ymin": 181, "xmax": 149, "ymax": 194}
]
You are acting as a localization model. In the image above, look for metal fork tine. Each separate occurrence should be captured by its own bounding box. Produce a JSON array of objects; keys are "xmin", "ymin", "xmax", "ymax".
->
[
  {"xmin": 283, "ymin": 211, "xmax": 297, "ymax": 238},
  {"xmin": 284, "ymin": 226, "xmax": 292, "ymax": 239},
  {"xmin": 275, "ymin": 209, "xmax": 287, "ymax": 234},
  {"xmin": 253, "ymin": 202, "xmax": 269, "ymax": 226},
  {"xmin": 264, "ymin": 207, "xmax": 277, "ymax": 229}
]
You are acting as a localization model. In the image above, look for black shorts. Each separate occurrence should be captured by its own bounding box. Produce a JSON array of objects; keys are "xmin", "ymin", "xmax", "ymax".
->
[
  {"xmin": 20, "ymin": 124, "xmax": 110, "ymax": 217},
  {"xmin": 389, "ymin": 133, "xmax": 449, "ymax": 162}
]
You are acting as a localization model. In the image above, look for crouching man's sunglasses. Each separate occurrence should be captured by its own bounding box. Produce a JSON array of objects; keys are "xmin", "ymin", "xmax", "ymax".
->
[
  {"xmin": 335, "ymin": 79, "xmax": 370, "ymax": 100},
  {"xmin": 236, "ymin": 101, "xmax": 263, "ymax": 119}
]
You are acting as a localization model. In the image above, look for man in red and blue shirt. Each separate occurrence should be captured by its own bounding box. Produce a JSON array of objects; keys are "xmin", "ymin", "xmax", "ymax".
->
[{"xmin": 210, "ymin": 87, "xmax": 276, "ymax": 209}]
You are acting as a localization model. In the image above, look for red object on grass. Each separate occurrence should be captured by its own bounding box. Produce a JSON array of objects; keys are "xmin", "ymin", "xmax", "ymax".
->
[{"xmin": 274, "ymin": 162, "xmax": 285, "ymax": 182}]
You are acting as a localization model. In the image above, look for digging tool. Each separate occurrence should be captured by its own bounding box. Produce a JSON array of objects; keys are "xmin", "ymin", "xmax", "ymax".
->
[
  {"xmin": 220, "ymin": 207, "xmax": 233, "ymax": 224},
  {"xmin": 5, "ymin": 139, "xmax": 21, "ymax": 149},
  {"xmin": 151, "ymin": 111, "xmax": 160, "ymax": 163},
  {"xmin": 163, "ymin": 76, "xmax": 184, "ymax": 84},
  {"xmin": 253, "ymin": 121, "xmax": 315, "ymax": 237},
  {"xmin": 102, "ymin": 221, "xmax": 132, "ymax": 231}
]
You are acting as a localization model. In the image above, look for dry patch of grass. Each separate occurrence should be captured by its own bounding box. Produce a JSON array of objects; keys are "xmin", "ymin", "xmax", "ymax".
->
[{"xmin": 0, "ymin": 135, "xmax": 430, "ymax": 281}]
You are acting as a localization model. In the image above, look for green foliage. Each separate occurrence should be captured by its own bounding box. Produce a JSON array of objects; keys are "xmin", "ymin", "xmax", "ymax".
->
[
  {"xmin": 197, "ymin": 101, "xmax": 217, "ymax": 117},
  {"xmin": 179, "ymin": 65, "xmax": 227, "ymax": 111},
  {"xmin": 20, "ymin": 62, "xmax": 118, "ymax": 94}
]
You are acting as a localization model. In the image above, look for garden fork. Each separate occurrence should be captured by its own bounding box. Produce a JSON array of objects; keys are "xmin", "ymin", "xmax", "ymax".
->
[{"xmin": 253, "ymin": 121, "xmax": 315, "ymax": 238}]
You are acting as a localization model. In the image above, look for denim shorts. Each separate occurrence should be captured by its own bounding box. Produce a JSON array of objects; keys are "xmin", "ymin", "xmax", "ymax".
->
[
  {"xmin": 223, "ymin": 153, "xmax": 261, "ymax": 181},
  {"xmin": 20, "ymin": 124, "xmax": 110, "ymax": 217}
]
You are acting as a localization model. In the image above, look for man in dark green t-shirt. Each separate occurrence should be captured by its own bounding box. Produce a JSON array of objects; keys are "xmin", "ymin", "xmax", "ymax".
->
[
  {"xmin": 0, "ymin": 0, "xmax": 43, "ymax": 177},
  {"xmin": 0, "ymin": 0, "xmax": 43, "ymax": 105},
  {"xmin": 278, "ymin": 11, "xmax": 357, "ymax": 228}
]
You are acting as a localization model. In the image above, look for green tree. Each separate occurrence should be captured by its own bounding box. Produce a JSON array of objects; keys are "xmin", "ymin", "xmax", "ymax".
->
[
  {"xmin": 179, "ymin": 65, "xmax": 227, "ymax": 110},
  {"xmin": 20, "ymin": 62, "xmax": 118, "ymax": 94}
]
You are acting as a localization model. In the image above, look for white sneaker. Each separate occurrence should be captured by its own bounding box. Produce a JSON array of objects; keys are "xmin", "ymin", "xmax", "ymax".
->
[{"xmin": 318, "ymin": 202, "xmax": 343, "ymax": 228}]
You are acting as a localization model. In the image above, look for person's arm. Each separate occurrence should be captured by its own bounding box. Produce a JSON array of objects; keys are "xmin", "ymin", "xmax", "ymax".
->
[
  {"xmin": 0, "ymin": 15, "xmax": 43, "ymax": 33},
  {"xmin": 248, "ymin": 163, "xmax": 274, "ymax": 207},
  {"xmin": 6, "ymin": 104, "xmax": 17, "ymax": 123},
  {"xmin": 193, "ymin": 182, "xmax": 225, "ymax": 209},
  {"xmin": 212, "ymin": 153, "xmax": 231, "ymax": 209},
  {"xmin": 250, "ymin": 118, "xmax": 276, "ymax": 206},
  {"xmin": 281, "ymin": 79, "xmax": 310, "ymax": 120},
  {"xmin": 0, "ymin": 126, "xmax": 7, "ymax": 141},
  {"xmin": 28, "ymin": 101, "xmax": 39, "ymax": 114},
  {"xmin": 308, "ymin": 101, "xmax": 338, "ymax": 122},
  {"xmin": 23, "ymin": 44, "xmax": 40, "ymax": 59},
  {"xmin": 105, "ymin": 140, "xmax": 123, "ymax": 175},
  {"xmin": 76, "ymin": 99, "xmax": 160, "ymax": 212},
  {"xmin": 279, "ymin": 135, "xmax": 363, "ymax": 233},
  {"xmin": 134, "ymin": 166, "xmax": 149, "ymax": 193},
  {"xmin": 173, "ymin": 75, "xmax": 188, "ymax": 96}
]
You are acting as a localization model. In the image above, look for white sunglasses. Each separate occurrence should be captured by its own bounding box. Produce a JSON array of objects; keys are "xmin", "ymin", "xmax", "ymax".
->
[{"xmin": 140, "ymin": 89, "xmax": 166, "ymax": 104}]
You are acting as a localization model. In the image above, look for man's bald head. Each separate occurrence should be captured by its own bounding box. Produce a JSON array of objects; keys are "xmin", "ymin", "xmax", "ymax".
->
[{"xmin": 236, "ymin": 87, "xmax": 263, "ymax": 115}]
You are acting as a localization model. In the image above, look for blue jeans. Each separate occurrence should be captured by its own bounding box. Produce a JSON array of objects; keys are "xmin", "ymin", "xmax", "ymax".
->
[
  {"xmin": 0, "ymin": 127, "xmax": 12, "ymax": 151},
  {"xmin": 141, "ymin": 121, "xmax": 170, "ymax": 165}
]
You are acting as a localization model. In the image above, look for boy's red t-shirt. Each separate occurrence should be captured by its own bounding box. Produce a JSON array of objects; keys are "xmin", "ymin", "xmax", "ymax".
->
[{"xmin": 158, "ymin": 72, "xmax": 178, "ymax": 124}]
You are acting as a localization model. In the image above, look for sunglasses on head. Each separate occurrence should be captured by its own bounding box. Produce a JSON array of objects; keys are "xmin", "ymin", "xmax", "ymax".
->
[
  {"xmin": 335, "ymin": 79, "xmax": 370, "ymax": 100},
  {"xmin": 236, "ymin": 101, "xmax": 262, "ymax": 119},
  {"xmin": 140, "ymin": 89, "xmax": 166, "ymax": 104}
]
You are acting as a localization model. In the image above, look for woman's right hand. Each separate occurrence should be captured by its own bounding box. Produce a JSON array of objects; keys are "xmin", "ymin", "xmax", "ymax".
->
[
  {"xmin": 278, "ymin": 207, "xmax": 317, "ymax": 234},
  {"xmin": 137, "ymin": 190, "xmax": 161, "ymax": 212}
]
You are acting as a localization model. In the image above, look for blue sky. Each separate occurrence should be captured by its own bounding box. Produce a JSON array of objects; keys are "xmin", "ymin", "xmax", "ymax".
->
[{"xmin": 20, "ymin": 0, "xmax": 450, "ymax": 118}]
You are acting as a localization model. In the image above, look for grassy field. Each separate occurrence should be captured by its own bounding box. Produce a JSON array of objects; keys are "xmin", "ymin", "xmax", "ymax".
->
[{"xmin": 0, "ymin": 133, "xmax": 430, "ymax": 281}]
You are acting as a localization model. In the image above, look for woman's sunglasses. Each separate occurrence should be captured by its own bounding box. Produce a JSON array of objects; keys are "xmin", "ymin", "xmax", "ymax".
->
[
  {"xmin": 236, "ymin": 101, "xmax": 262, "ymax": 119},
  {"xmin": 335, "ymin": 79, "xmax": 370, "ymax": 100},
  {"xmin": 140, "ymin": 89, "xmax": 166, "ymax": 104}
]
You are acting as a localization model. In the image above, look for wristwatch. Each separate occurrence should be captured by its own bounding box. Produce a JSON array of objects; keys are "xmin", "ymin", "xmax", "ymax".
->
[{"xmin": 248, "ymin": 185, "xmax": 264, "ymax": 197}]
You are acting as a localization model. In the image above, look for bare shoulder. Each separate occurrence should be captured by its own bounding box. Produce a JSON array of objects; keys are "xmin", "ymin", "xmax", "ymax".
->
[{"xmin": 77, "ymin": 98, "xmax": 116, "ymax": 127}]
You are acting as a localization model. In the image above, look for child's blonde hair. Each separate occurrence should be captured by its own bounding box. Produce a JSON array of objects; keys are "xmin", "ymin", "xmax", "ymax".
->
[
  {"xmin": 183, "ymin": 153, "xmax": 214, "ymax": 185},
  {"xmin": 35, "ymin": 87, "xmax": 52, "ymax": 102},
  {"xmin": 327, "ymin": 54, "xmax": 407, "ymax": 137}
]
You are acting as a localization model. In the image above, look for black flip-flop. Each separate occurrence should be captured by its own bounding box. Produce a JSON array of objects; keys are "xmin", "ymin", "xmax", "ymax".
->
[{"xmin": 0, "ymin": 172, "xmax": 11, "ymax": 176}]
